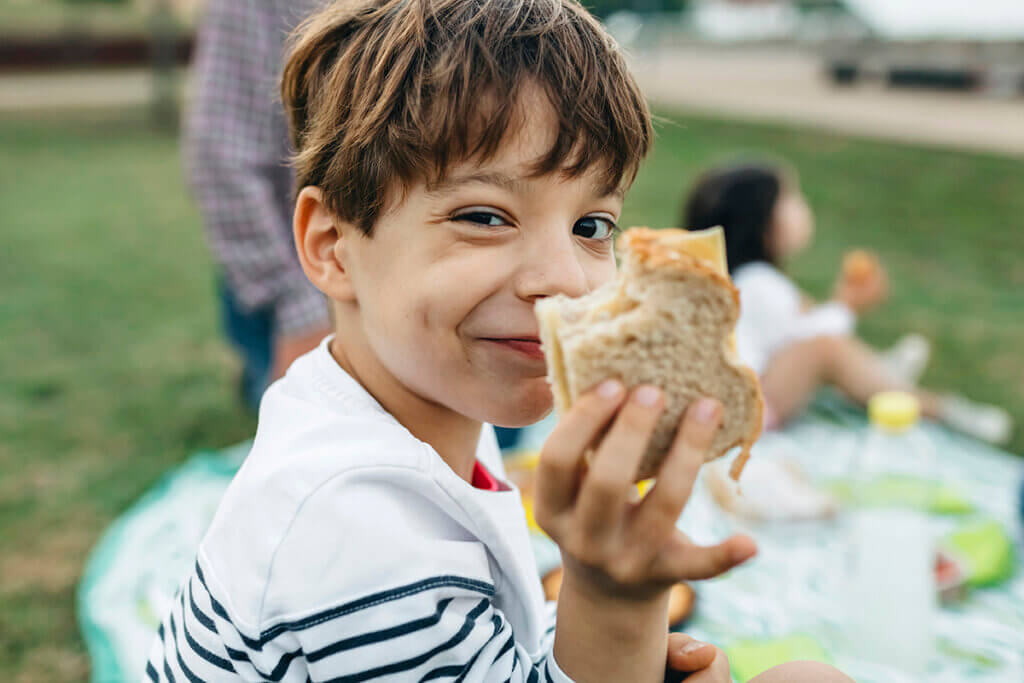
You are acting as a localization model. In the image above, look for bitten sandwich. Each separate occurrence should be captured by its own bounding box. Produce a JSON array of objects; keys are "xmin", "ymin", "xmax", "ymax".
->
[{"xmin": 535, "ymin": 227, "xmax": 763, "ymax": 481}]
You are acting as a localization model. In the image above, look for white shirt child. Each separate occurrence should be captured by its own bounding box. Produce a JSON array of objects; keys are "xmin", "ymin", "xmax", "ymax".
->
[
  {"xmin": 733, "ymin": 262, "xmax": 855, "ymax": 377},
  {"xmin": 145, "ymin": 337, "xmax": 570, "ymax": 682}
]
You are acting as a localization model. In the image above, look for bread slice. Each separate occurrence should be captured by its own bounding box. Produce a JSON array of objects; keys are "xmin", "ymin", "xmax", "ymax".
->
[{"xmin": 535, "ymin": 227, "xmax": 763, "ymax": 482}]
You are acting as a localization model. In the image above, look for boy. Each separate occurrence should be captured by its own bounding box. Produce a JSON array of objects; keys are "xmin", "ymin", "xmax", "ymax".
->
[{"xmin": 147, "ymin": 0, "xmax": 853, "ymax": 680}]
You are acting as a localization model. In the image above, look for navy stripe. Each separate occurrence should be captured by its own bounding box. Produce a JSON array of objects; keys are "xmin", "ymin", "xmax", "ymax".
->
[
  {"xmin": 194, "ymin": 563, "xmax": 232, "ymax": 623},
  {"xmin": 157, "ymin": 620, "xmax": 176, "ymax": 683},
  {"xmin": 174, "ymin": 646, "xmax": 206, "ymax": 683},
  {"xmin": 196, "ymin": 560, "xmax": 494, "ymax": 649},
  {"xmin": 183, "ymin": 597, "xmax": 463, "ymax": 682},
  {"xmin": 420, "ymin": 664, "xmax": 463, "ymax": 681},
  {"xmin": 224, "ymin": 644, "xmax": 250, "ymax": 662},
  {"xmin": 197, "ymin": 630, "xmax": 301, "ymax": 682},
  {"xmin": 493, "ymin": 633, "xmax": 515, "ymax": 667},
  {"xmin": 452, "ymin": 612, "xmax": 504, "ymax": 683},
  {"xmin": 505, "ymin": 651, "xmax": 524, "ymax": 683},
  {"xmin": 186, "ymin": 578, "xmax": 217, "ymax": 633},
  {"xmin": 325, "ymin": 598, "xmax": 490, "ymax": 683},
  {"xmin": 218, "ymin": 641, "xmax": 300, "ymax": 682},
  {"xmin": 162, "ymin": 657, "xmax": 177, "ymax": 683},
  {"xmin": 191, "ymin": 559, "xmax": 501, "ymax": 681},
  {"xmin": 191, "ymin": 567, "xmax": 302, "ymax": 680},
  {"xmin": 255, "ymin": 576, "xmax": 494, "ymax": 640},
  {"xmin": 177, "ymin": 594, "xmax": 235, "ymax": 672},
  {"xmin": 145, "ymin": 661, "xmax": 160, "ymax": 682},
  {"xmin": 421, "ymin": 605, "xmax": 503, "ymax": 682},
  {"xmin": 170, "ymin": 612, "xmax": 209, "ymax": 683},
  {"xmin": 544, "ymin": 622, "xmax": 556, "ymax": 637},
  {"xmin": 502, "ymin": 654, "xmax": 517, "ymax": 683},
  {"xmin": 259, "ymin": 647, "xmax": 303, "ymax": 682},
  {"xmin": 527, "ymin": 664, "xmax": 539, "ymax": 683},
  {"xmin": 188, "ymin": 577, "xmax": 288, "ymax": 680},
  {"xmin": 308, "ymin": 598, "xmax": 456, "ymax": 662},
  {"xmin": 182, "ymin": 597, "xmax": 458, "ymax": 680},
  {"xmin": 544, "ymin": 659, "xmax": 556, "ymax": 683}
]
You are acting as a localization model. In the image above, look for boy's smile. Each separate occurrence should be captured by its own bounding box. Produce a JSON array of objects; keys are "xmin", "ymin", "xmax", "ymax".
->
[{"xmin": 480, "ymin": 337, "xmax": 546, "ymax": 362}]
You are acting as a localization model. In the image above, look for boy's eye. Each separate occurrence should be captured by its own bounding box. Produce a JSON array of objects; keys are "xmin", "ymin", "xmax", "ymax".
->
[
  {"xmin": 573, "ymin": 216, "xmax": 617, "ymax": 241},
  {"xmin": 453, "ymin": 211, "xmax": 510, "ymax": 227}
]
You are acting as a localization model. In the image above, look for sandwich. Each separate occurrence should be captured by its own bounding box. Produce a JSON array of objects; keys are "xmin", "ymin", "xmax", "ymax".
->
[{"xmin": 535, "ymin": 226, "xmax": 762, "ymax": 482}]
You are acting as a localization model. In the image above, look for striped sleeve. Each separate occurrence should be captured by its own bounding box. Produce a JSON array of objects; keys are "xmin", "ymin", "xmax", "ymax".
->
[{"xmin": 144, "ymin": 560, "xmax": 574, "ymax": 682}]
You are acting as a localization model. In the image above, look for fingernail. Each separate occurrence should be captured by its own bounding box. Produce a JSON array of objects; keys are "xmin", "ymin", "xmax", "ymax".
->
[
  {"xmin": 634, "ymin": 385, "xmax": 661, "ymax": 406},
  {"xmin": 679, "ymin": 641, "xmax": 711, "ymax": 655},
  {"xmin": 693, "ymin": 398, "xmax": 720, "ymax": 424},
  {"xmin": 597, "ymin": 379, "xmax": 623, "ymax": 400},
  {"xmin": 730, "ymin": 541, "xmax": 757, "ymax": 564}
]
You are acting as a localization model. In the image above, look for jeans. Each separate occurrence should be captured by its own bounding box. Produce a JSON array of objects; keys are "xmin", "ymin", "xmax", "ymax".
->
[
  {"xmin": 493, "ymin": 426, "xmax": 523, "ymax": 451},
  {"xmin": 218, "ymin": 280, "xmax": 273, "ymax": 413}
]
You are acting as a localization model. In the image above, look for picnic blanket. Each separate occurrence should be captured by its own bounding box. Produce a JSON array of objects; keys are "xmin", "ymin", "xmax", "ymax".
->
[{"xmin": 79, "ymin": 396, "xmax": 1023, "ymax": 682}]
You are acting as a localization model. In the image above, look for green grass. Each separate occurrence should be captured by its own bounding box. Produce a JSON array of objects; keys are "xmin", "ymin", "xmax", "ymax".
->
[
  {"xmin": 0, "ymin": 110, "xmax": 255, "ymax": 680},
  {"xmin": 1, "ymin": 108, "xmax": 1022, "ymax": 680}
]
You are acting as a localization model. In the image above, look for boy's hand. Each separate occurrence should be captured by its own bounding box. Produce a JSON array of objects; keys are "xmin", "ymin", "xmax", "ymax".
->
[
  {"xmin": 535, "ymin": 380, "xmax": 756, "ymax": 602},
  {"xmin": 536, "ymin": 380, "xmax": 756, "ymax": 682}
]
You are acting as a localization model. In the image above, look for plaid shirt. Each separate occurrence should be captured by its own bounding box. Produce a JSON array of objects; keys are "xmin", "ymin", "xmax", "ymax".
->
[{"xmin": 184, "ymin": 0, "xmax": 328, "ymax": 335}]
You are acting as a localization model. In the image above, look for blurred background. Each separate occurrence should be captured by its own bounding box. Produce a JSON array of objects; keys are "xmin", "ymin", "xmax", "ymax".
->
[{"xmin": 1, "ymin": 0, "xmax": 1022, "ymax": 680}]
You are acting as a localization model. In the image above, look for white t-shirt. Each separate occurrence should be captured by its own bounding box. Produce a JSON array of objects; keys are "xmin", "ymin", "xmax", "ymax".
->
[
  {"xmin": 733, "ymin": 262, "xmax": 855, "ymax": 376},
  {"xmin": 145, "ymin": 337, "xmax": 570, "ymax": 682}
]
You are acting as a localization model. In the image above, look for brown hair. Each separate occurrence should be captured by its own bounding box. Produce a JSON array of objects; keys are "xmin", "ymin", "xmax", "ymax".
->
[{"xmin": 281, "ymin": 0, "xmax": 652, "ymax": 234}]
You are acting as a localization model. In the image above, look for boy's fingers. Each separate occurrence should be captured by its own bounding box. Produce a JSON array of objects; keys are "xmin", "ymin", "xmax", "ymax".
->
[
  {"xmin": 666, "ymin": 633, "xmax": 716, "ymax": 673},
  {"xmin": 536, "ymin": 380, "xmax": 625, "ymax": 516},
  {"xmin": 653, "ymin": 532, "xmax": 757, "ymax": 582},
  {"xmin": 575, "ymin": 386, "xmax": 664, "ymax": 538},
  {"xmin": 634, "ymin": 399, "xmax": 722, "ymax": 539}
]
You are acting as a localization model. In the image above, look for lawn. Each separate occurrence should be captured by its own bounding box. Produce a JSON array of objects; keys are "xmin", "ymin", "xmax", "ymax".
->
[{"xmin": 1, "ymin": 107, "xmax": 1022, "ymax": 680}]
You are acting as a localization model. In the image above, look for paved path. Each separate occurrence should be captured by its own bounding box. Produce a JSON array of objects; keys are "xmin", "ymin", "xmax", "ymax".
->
[
  {"xmin": 0, "ymin": 69, "xmax": 157, "ymax": 112},
  {"xmin": 628, "ymin": 45, "xmax": 1024, "ymax": 158},
  {"xmin": 2, "ymin": 50, "xmax": 1022, "ymax": 158}
]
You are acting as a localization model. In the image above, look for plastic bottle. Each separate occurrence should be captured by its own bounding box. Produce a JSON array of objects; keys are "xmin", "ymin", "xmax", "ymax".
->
[{"xmin": 846, "ymin": 391, "xmax": 936, "ymax": 674}]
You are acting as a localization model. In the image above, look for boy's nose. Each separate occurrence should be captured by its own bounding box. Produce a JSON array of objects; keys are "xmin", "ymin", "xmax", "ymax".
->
[{"xmin": 515, "ymin": 232, "xmax": 590, "ymax": 301}]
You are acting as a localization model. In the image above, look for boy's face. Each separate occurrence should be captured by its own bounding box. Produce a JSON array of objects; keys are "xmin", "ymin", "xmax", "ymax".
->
[{"xmin": 340, "ymin": 98, "xmax": 622, "ymax": 427}]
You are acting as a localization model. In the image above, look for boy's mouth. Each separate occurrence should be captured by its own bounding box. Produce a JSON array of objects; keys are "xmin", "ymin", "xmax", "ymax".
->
[{"xmin": 481, "ymin": 337, "xmax": 545, "ymax": 361}]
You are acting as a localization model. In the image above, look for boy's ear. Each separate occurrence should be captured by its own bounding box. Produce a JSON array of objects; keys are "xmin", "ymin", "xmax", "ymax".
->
[{"xmin": 293, "ymin": 186, "xmax": 356, "ymax": 303}]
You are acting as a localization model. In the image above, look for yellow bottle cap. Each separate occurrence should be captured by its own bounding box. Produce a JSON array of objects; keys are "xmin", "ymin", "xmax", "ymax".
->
[{"xmin": 868, "ymin": 391, "xmax": 921, "ymax": 432}]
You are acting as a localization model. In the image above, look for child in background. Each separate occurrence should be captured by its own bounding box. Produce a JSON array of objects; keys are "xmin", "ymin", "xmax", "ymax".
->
[
  {"xmin": 145, "ymin": 2, "xmax": 854, "ymax": 681},
  {"xmin": 683, "ymin": 161, "xmax": 1012, "ymax": 443}
]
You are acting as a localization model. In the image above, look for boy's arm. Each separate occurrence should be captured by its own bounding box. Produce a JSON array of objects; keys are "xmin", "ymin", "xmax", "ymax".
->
[{"xmin": 554, "ymin": 576, "xmax": 671, "ymax": 682}]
